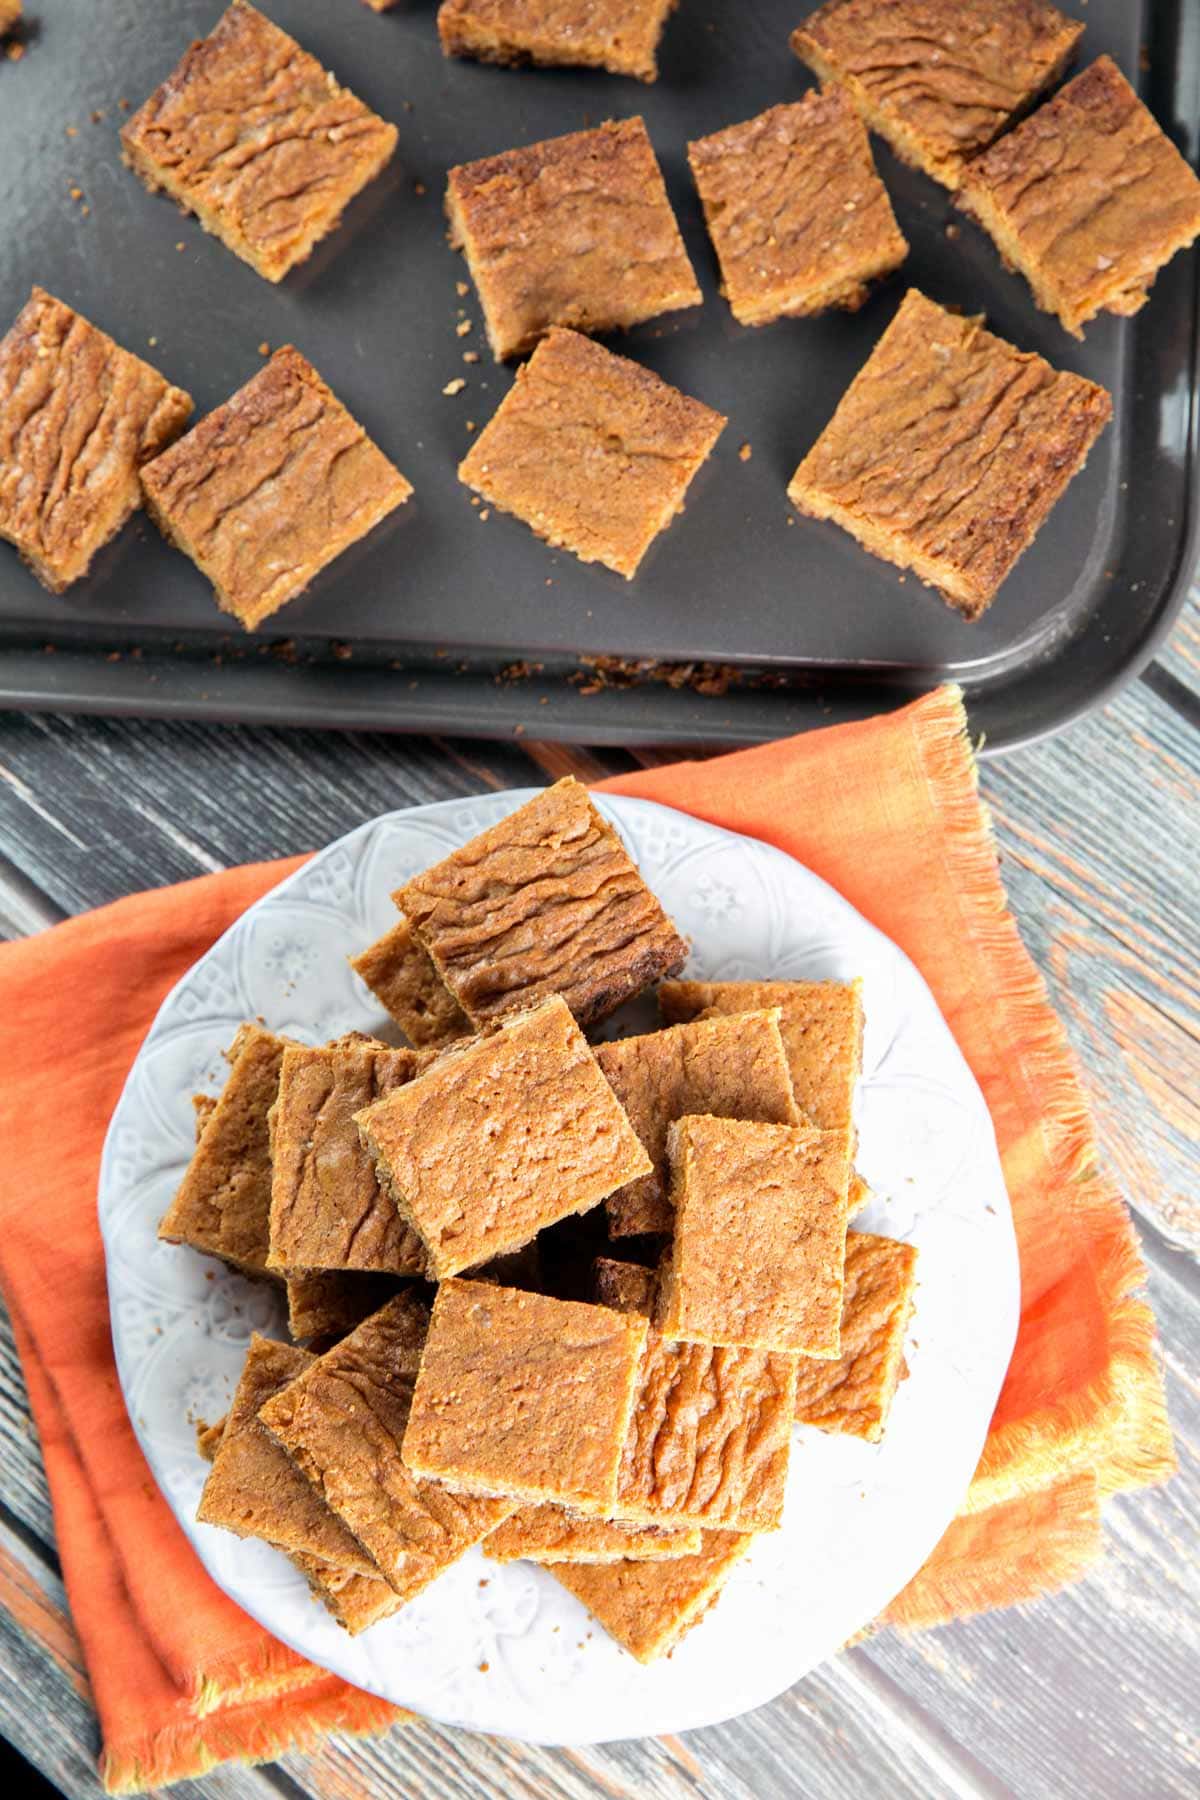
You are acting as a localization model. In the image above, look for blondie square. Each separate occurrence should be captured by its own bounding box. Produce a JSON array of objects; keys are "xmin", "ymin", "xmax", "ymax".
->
[
  {"xmin": 596, "ymin": 1009, "xmax": 801, "ymax": 1238},
  {"xmin": 659, "ymin": 1117, "xmax": 850, "ymax": 1356},
  {"xmin": 790, "ymin": 0, "xmax": 1083, "ymax": 192},
  {"xmin": 350, "ymin": 916, "xmax": 470, "ymax": 1048},
  {"xmin": 458, "ymin": 328, "xmax": 725, "ymax": 579},
  {"xmin": 787, "ymin": 288, "xmax": 1112, "ymax": 619},
  {"xmin": 446, "ymin": 118, "xmax": 701, "ymax": 361},
  {"xmin": 552, "ymin": 1529, "xmax": 755, "ymax": 1662},
  {"xmin": 286, "ymin": 1270, "xmax": 405, "ymax": 1346},
  {"xmin": 158, "ymin": 1024, "xmax": 287, "ymax": 1277},
  {"xmin": 356, "ymin": 994, "xmax": 651, "ymax": 1277},
  {"xmin": 260, "ymin": 1294, "xmax": 514, "ymax": 1594},
  {"xmin": 688, "ymin": 91, "xmax": 908, "ymax": 326},
  {"xmin": 121, "ymin": 1, "xmax": 398, "ymax": 282},
  {"xmin": 438, "ymin": 0, "xmax": 678, "ymax": 83},
  {"xmin": 793, "ymin": 1231, "xmax": 918, "ymax": 1440},
  {"xmin": 959, "ymin": 57, "xmax": 1200, "ymax": 339},
  {"xmin": 402, "ymin": 1280, "xmax": 649, "ymax": 1514},
  {"xmin": 396, "ymin": 779, "xmax": 687, "ymax": 1028},
  {"xmin": 268, "ymin": 1040, "xmax": 429, "ymax": 1277},
  {"xmin": 193, "ymin": 1345, "xmax": 397, "ymax": 1633},
  {"xmin": 659, "ymin": 978, "xmax": 863, "ymax": 1136},
  {"xmin": 484, "ymin": 1507, "xmax": 700, "ymax": 1564},
  {"xmin": 0, "ymin": 288, "xmax": 192, "ymax": 594},
  {"xmin": 141, "ymin": 347, "xmax": 412, "ymax": 630},
  {"xmin": 288, "ymin": 1553, "xmax": 399, "ymax": 1635},
  {"xmin": 197, "ymin": 1336, "xmax": 377, "ymax": 1576},
  {"xmin": 594, "ymin": 1258, "xmax": 797, "ymax": 1532}
]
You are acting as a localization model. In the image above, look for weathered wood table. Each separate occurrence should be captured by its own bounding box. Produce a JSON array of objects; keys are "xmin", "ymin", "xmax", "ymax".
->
[{"xmin": 0, "ymin": 606, "xmax": 1196, "ymax": 1800}]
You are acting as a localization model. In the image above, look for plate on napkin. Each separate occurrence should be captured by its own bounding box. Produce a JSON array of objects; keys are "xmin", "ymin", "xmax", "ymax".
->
[{"xmin": 98, "ymin": 792, "xmax": 1018, "ymax": 1742}]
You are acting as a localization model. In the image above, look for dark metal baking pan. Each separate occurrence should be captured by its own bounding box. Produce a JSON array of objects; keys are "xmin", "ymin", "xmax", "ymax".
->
[{"xmin": 0, "ymin": 0, "xmax": 1196, "ymax": 751}]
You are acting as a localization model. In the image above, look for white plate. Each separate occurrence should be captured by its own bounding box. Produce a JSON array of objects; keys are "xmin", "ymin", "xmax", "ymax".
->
[{"xmin": 99, "ymin": 792, "xmax": 1018, "ymax": 1744}]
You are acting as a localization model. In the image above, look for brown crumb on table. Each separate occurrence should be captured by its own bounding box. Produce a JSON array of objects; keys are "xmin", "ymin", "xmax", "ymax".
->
[
  {"xmin": 739, "ymin": 442, "xmax": 752, "ymax": 462},
  {"xmin": 443, "ymin": 377, "xmax": 466, "ymax": 395},
  {"xmin": 456, "ymin": 319, "xmax": 472, "ymax": 336},
  {"xmin": 414, "ymin": 180, "xmax": 426, "ymax": 195},
  {"xmin": 65, "ymin": 126, "xmax": 78, "ymax": 137},
  {"xmin": 456, "ymin": 280, "xmax": 469, "ymax": 296},
  {"xmin": 463, "ymin": 350, "xmax": 480, "ymax": 363},
  {"xmin": 257, "ymin": 340, "xmax": 270, "ymax": 355}
]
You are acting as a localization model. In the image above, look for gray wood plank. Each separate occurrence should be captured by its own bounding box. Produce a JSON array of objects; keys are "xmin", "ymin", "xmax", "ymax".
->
[
  {"xmin": 0, "ymin": 716, "xmax": 569, "ymax": 915},
  {"xmin": 1151, "ymin": 587, "xmax": 1200, "ymax": 702},
  {"xmin": 980, "ymin": 677, "xmax": 1200, "ymax": 1256},
  {"xmin": 0, "ymin": 1509, "xmax": 298, "ymax": 1800},
  {"xmin": 861, "ymin": 1238, "xmax": 1200, "ymax": 1800}
]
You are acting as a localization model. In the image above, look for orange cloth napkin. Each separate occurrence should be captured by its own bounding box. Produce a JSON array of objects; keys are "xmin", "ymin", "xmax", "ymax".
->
[{"xmin": 0, "ymin": 686, "xmax": 1173, "ymax": 1793}]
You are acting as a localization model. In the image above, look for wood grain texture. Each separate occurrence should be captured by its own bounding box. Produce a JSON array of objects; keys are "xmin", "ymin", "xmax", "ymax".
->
[
  {"xmin": 980, "ymin": 677, "xmax": 1200, "ymax": 1254},
  {"xmin": 0, "ymin": 605, "xmax": 1196, "ymax": 1799}
]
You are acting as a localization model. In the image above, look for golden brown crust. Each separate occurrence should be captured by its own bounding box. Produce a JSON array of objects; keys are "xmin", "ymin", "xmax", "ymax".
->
[
  {"xmin": 121, "ymin": 0, "xmax": 398, "ymax": 282},
  {"xmin": 594, "ymin": 1258, "xmax": 797, "ymax": 1532},
  {"xmin": 158, "ymin": 1024, "xmax": 287, "ymax": 1276},
  {"xmin": 0, "ymin": 287, "xmax": 192, "ymax": 593},
  {"xmin": 657, "ymin": 978, "xmax": 863, "ymax": 1135},
  {"xmin": 688, "ymin": 91, "xmax": 908, "ymax": 325},
  {"xmin": 447, "ymin": 117, "xmax": 700, "ymax": 361},
  {"xmin": 790, "ymin": 0, "xmax": 1083, "ymax": 190},
  {"xmin": 355, "ymin": 994, "xmax": 651, "ymax": 1278},
  {"xmin": 597, "ymin": 1010, "xmax": 800, "ymax": 1238},
  {"xmin": 437, "ymin": 0, "xmax": 677, "ymax": 83},
  {"xmin": 285, "ymin": 1270, "xmax": 407, "ymax": 1345},
  {"xmin": 786, "ymin": 289, "xmax": 1112, "ymax": 619},
  {"xmin": 260, "ymin": 1294, "xmax": 514, "ymax": 1595},
  {"xmin": 288, "ymin": 1551, "xmax": 399, "ymax": 1634},
  {"xmin": 793, "ymin": 1231, "xmax": 918, "ymax": 1440},
  {"xmin": 959, "ymin": 57, "xmax": 1200, "ymax": 338},
  {"xmin": 659, "ymin": 1116, "xmax": 850, "ymax": 1356},
  {"xmin": 397, "ymin": 779, "xmax": 688, "ymax": 1027},
  {"xmin": 401, "ymin": 1280, "xmax": 649, "ymax": 1514},
  {"xmin": 141, "ymin": 346, "xmax": 412, "ymax": 630},
  {"xmin": 268, "ymin": 1041, "xmax": 428, "ymax": 1276},
  {"xmin": 350, "ymin": 916, "xmax": 470, "ymax": 1049},
  {"xmin": 550, "ymin": 1529, "xmax": 755, "ymax": 1661},
  {"xmin": 483, "ymin": 1506, "xmax": 700, "ymax": 1564},
  {"xmin": 197, "ymin": 1336, "xmax": 377, "ymax": 1576},
  {"xmin": 459, "ymin": 329, "xmax": 725, "ymax": 579}
]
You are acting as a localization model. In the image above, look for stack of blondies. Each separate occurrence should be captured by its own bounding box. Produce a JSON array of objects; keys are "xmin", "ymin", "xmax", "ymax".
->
[{"xmin": 163, "ymin": 777, "xmax": 918, "ymax": 1661}]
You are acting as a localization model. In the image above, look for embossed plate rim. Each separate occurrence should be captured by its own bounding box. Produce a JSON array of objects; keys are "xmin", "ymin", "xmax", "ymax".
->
[{"xmin": 99, "ymin": 792, "xmax": 1019, "ymax": 1743}]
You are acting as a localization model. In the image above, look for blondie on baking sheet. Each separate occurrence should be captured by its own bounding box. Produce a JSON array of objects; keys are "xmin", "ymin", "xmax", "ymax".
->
[{"xmin": 0, "ymin": 0, "xmax": 1195, "ymax": 749}]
